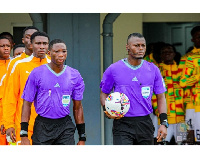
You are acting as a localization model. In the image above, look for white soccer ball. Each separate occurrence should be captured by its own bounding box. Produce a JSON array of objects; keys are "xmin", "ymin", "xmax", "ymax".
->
[{"xmin": 105, "ymin": 92, "xmax": 130, "ymax": 117}]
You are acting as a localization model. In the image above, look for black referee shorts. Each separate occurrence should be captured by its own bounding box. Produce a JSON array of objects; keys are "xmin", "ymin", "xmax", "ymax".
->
[
  {"xmin": 32, "ymin": 115, "xmax": 76, "ymax": 145},
  {"xmin": 112, "ymin": 114, "xmax": 155, "ymax": 145}
]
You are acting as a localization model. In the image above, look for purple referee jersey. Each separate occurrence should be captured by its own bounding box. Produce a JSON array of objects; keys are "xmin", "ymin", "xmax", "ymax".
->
[
  {"xmin": 22, "ymin": 64, "xmax": 85, "ymax": 119},
  {"xmin": 100, "ymin": 59, "xmax": 166, "ymax": 117}
]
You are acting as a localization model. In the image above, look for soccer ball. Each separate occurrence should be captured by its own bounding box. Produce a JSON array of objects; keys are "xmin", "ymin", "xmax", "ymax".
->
[{"xmin": 105, "ymin": 92, "xmax": 130, "ymax": 117}]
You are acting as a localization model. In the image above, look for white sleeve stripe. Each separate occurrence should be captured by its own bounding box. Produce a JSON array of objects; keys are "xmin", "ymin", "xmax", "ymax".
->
[
  {"xmin": 0, "ymin": 74, "xmax": 6, "ymax": 86},
  {"xmin": 10, "ymin": 55, "xmax": 34, "ymax": 75},
  {"xmin": 46, "ymin": 55, "xmax": 51, "ymax": 63},
  {"xmin": 7, "ymin": 52, "xmax": 24, "ymax": 70}
]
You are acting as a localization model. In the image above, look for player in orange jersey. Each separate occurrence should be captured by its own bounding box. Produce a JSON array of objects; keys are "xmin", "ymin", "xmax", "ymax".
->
[
  {"xmin": 4, "ymin": 31, "xmax": 50, "ymax": 145},
  {"xmin": 0, "ymin": 37, "xmax": 11, "ymax": 145},
  {"xmin": 1, "ymin": 26, "xmax": 39, "ymax": 145}
]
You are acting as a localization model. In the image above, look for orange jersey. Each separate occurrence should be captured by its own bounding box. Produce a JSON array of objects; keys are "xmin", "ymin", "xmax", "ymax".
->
[
  {"xmin": 0, "ymin": 60, "xmax": 10, "ymax": 98},
  {"xmin": 1, "ymin": 52, "xmax": 28, "ymax": 125},
  {"xmin": 2, "ymin": 52, "xmax": 27, "ymax": 99},
  {"xmin": 3, "ymin": 52, "xmax": 27, "ymax": 87},
  {"xmin": 0, "ymin": 59, "xmax": 10, "ymax": 126},
  {"xmin": 3, "ymin": 55, "xmax": 50, "ymax": 132}
]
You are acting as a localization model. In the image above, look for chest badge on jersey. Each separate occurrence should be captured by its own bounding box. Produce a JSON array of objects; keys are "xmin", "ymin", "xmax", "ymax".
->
[
  {"xmin": 62, "ymin": 95, "xmax": 70, "ymax": 107},
  {"xmin": 141, "ymin": 86, "xmax": 150, "ymax": 99}
]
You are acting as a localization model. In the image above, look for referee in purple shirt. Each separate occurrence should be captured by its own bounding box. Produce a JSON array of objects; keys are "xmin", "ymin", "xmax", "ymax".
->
[
  {"xmin": 20, "ymin": 39, "xmax": 86, "ymax": 145},
  {"xmin": 100, "ymin": 33, "xmax": 168, "ymax": 145}
]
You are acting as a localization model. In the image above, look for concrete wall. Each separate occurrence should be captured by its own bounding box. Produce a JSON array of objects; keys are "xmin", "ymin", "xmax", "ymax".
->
[{"xmin": 47, "ymin": 13, "xmax": 101, "ymax": 145}]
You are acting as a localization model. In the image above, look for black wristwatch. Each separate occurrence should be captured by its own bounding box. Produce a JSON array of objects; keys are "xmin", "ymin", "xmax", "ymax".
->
[{"xmin": 161, "ymin": 121, "xmax": 169, "ymax": 128}]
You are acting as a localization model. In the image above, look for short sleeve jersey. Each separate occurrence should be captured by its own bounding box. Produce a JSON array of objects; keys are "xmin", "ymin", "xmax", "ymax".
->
[
  {"xmin": 22, "ymin": 64, "xmax": 85, "ymax": 119},
  {"xmin": 100, "ymin": 59, "xmax": 166, "ymax": 117}
]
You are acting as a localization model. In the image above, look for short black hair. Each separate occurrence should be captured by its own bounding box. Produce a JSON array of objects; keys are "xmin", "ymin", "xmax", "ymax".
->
[
  {"xmin": 127, "ymin": 33, "xmax": 144, "ymax": 44},
  {"xmin": 161, "ymin": 43, "xmax": 176, "ymax": 53},
  {"xmin": 0, "ymin": 32, "xmax": 14, "ymax": 42},
  {"xmin": 0, "ymin": 36, "xmax": 11, "ymax": 43},
  {"xmin": 191, "ymin": 26, "xmax": 200, "ymax": 37},
  {"xmin": 162, "ymin": 43, "xmax": 181, "ymax": 65},
  {"xmin": 30, "ymin": 31, "xmax": 49, "ymax": 43},
  {"xmin": 23, "ymin": 26, "xmax": 39, "ymax": 37},
  {"xmin": 49, "ymin": 39, "xmax": 66, "ymax": 50},
  {"xmin": 13, "ymin": 44, "xmax": 25, "ymax": 51}
]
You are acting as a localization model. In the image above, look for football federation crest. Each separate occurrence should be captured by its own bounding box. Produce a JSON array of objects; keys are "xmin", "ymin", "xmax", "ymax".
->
[
  {"xmin": 141, "ymin": 86, "xmax": 150, "ymax": 99},
  {"xmin": 62, "ymin": 95, "xmax": 70, "ymax": 107}
]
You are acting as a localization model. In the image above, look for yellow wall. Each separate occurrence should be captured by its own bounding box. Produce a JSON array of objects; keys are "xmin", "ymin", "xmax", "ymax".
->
[
  {"xmin": 100, "ymin": 13, "xmax": 143, "ymax": 74},
  {"xmin": 113, "ymin": 13, "xmax": 143, "ymax": 62},
  {"xmin": 0, "ymin": 13, "xmax": 32, "ymax": 33}
]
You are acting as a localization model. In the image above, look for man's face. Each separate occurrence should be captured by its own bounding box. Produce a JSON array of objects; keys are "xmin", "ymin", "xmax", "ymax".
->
[
  {"xmin": 50, "ymin": 43, "xmax": 67, "ymax": 66},
  {"xmin": 32, "ymin": 36, "xmax": 49, "ymax": 59},
  {"xmin": 22, "ymin": 29, "xmax": 38, "ymax": 51},
  {"xmin": 126, "ymin": 37, "xmax": 146, "ymax": 59},
  {"xmin": 3, "ymin": 35, "xmax": 14, "ymax": 49},
  {"xmin": 13, "ymin": 47, "xmax": 25, "ymax": 58},
  {"xmin": 0, "ymin": 39, "xmax": 11, "ymax": 60},
  {"xmin": 161, "ymin": 46, "xmax": 175, "ymax": 64},
  {"xmin": 192, "ymin": 31, "xmax": 200, "ymax": 48}
]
